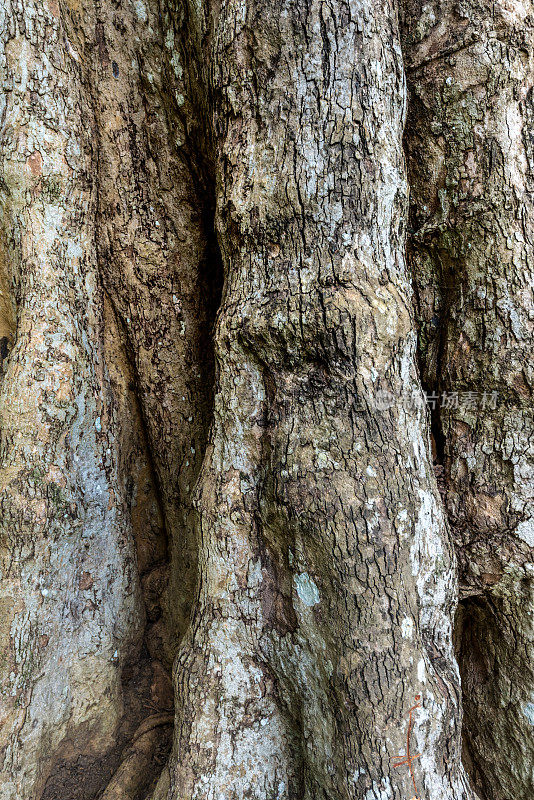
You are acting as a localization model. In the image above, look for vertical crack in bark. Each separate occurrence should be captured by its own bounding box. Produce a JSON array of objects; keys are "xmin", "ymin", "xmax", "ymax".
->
[
  {"xmin": 87, "ymin": 0, "xmax": 224, "ymax": 795},
  {"xmin": 0, "ymin": 0, "xmax": 222, "ymax": 795},
  {"xmin": 92, "ymin": 0, "xmax": 222, "ymax": 653},
  {"xmin": 156, "ymin": 0, "xmax": 474, "ymax": 798},
  {"xmin": 0, "ymin": 224, "xmax": 15, "ymax": 383},
  {"xmin": 2, "ymin": 0, "xmax": 529, "ymax": 797},
  {"xmin": 401, "ymin": 2, "xmax": 534, "ymax": 798}
]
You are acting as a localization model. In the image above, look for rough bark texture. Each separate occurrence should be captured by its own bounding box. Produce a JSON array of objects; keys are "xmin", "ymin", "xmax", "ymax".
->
[
  {"xmin": 0, "ymin": 0, "xmax": 531, "ymax": 798},
  {"xmin": 91, "ymin": 0, "xmax": 220, "ymax": 657},
  {"xmin": 402, "ymin": 2, "xmax": 534, "ymax": 798},
  {"xmin": 0, "ymin": 3, "xmax": 145, "ymax": 795},
  {"xmin": 0, "ymin": 0, "xmax": 193, "ymax": 795},
  {"xmin": 157, "ymin": 1, "xmax": 473, "ymax": 798}
]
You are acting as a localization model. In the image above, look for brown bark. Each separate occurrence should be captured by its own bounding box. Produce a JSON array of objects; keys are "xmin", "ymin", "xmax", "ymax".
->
[
  {"xmin": 92, "ymin": 0, "xmax": 220, "ymax": 657},
  {"xmin": 157, "ymin": 1, "xmax": 473, "ymax": 798},
  {"xmin": 401, "ymin": 1, "xmax": 534, "ymax": 798},
  {"xmin": 0, "ymin": 0, "xmax": 530, "ymax": 798}
]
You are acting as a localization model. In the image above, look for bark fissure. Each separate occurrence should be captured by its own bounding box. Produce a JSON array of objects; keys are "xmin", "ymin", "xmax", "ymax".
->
[
  {"xmin": 402, "ymin": 2, "xmax": 534, "ymax": 797},
  {"xmin": 154, "ymin": 1, "xmax": 473, "ymax": 798},
  {"xmin": 0, "ymin": 0, "xmax": 224, "ymax": 795},
  {"xmin": 0, "ymin": 0, "xmax": 531, "ymax": 798}
]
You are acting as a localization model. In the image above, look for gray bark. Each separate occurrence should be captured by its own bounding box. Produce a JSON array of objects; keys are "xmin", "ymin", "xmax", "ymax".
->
[
  {"xmin": 0, "ymin": 3, "xmax": 145, "ymax": 795},
  {"xmin": 402, "ymin": 2, "xmax": 534, "ymax": 798},
  {"xmin": 160, "ymin": 0, "xmax": 472, "ymax": 798},
  {"xmin": 0, "ymin": 0, "xmax": 530, "ymax": 798}
]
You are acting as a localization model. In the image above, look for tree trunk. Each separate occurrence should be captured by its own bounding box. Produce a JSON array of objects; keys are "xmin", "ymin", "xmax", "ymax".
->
[
  {"xmin": 402, "ymin": 2, "xmax": 534, "ymax": 798},
  {"xmin": 158, "ymin": 1, "xmax": 472, "ymax": 798},
  {"xmin": 0, "ymin": 0, "xmax": 529, "ymax": 798},
  {"xmin": 0, "ymin": 3, "xmax": 146, "ymax": 796}
]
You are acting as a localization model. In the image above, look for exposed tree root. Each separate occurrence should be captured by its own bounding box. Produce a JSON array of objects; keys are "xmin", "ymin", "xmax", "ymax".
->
[{"xmin": 98, "ymin": 715, "xmax": 174, "ymax": 800}]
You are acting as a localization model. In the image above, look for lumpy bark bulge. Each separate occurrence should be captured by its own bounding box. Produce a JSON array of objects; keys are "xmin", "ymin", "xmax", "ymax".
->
[{"xmin": 0, "ymin": 0, "xmax": 531, "ymax": 799}]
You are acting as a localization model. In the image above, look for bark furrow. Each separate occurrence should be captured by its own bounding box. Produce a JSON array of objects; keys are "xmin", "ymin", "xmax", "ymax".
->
[
  {"xmin": 402, "ymin": 2, "xmax": 534, "ymax": 797},
  {"xmin": 159, "ymin": 0, "xmax": 474, "ymax": 798},
  {"xmin": 1, "ymin": 0, "xmax": 529, "ymax": 798}
]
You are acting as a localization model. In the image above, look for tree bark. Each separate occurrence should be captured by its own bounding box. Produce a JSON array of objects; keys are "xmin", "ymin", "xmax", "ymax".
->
[
  {"xmin": 0, "ymin": 3, "xmax": 145, "ymax": 796},
  {"xmin": 157, "ymin": 1, "xmax": 473, "ymax": 798},
  {"xmin": 92, "ymin": 0, "xmax": 220, "ymax": 657},
  {"xmin": 401, "ymin": 2, "xmax": 534, "ymax": 798},
  {"xmin": 0, "ymin": 0, "xmax": 530, "ymax": 798}
]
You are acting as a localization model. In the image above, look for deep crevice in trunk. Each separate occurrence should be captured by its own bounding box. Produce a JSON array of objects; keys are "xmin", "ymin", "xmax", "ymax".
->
[
  {"xmin": 402, "ymin": 44, "xmax": 482, "ymax": 800},
  {"xmin": 402, "ymin": 3, "xmax": 534, "ymax": 795},
  {"xmin": 31, "ymin": 0, "xmax": 225, "ymax": 793}
]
